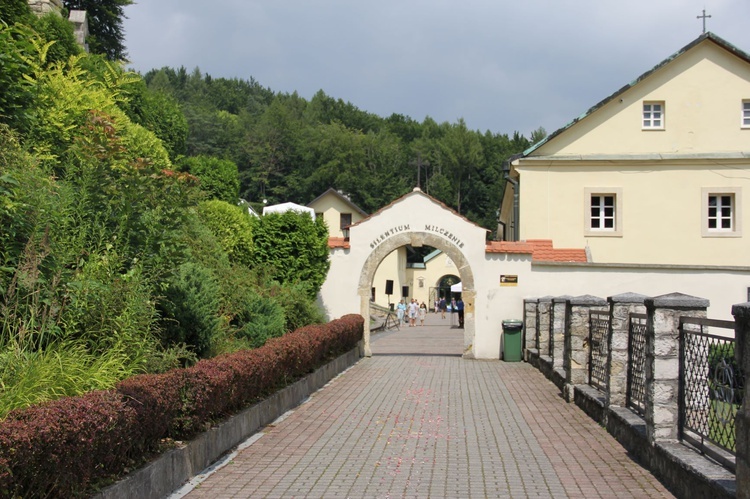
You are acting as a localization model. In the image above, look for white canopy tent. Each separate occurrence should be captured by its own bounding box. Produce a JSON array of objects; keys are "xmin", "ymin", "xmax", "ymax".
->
[
  {"xmin": 450, "ymin": 282, "xmax": 462, "ymax": 293},
  {"xmin": 262, "ymin": 202, "xmax": 315, "ymax": 218}
]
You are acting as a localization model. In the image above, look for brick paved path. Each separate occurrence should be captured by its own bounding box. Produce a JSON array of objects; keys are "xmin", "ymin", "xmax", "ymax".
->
[{"xmin": 182, "ymin": 313, "xmax": 674, "ymax": 498}]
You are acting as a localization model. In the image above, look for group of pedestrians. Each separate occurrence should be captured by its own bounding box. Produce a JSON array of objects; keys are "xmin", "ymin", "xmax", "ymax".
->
[
  {"xmin": 436, "ymin": 296, "xmax": 464, "ymax": 327},
  {"xmin": 396, "ymin": 298, "xmax": 427, "ymax": 327}
]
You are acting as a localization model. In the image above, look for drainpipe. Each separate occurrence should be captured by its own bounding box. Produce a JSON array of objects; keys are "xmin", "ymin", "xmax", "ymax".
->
[{"xmin": 502, "ymin": 154, "xmax": 523, "ymax": 242}]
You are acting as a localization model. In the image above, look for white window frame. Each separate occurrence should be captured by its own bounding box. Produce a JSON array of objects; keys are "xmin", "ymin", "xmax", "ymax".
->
[
  {"xmin": 702, "ymin": 187, "xmax": 742, "ymax": 238},
  {"xmin": 584, "ymin": 188, "xmax": 623, "ymax": 237},
  {"xmin": 742, "ymin": 100, "xmax": 750, "ymax": 128},
  {"xmin": 642, "ymin": 101, "xmax": 664, "ymax": 130}
]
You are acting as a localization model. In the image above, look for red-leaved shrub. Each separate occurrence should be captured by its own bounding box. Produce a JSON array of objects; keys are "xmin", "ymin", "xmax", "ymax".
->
[{"xmin": 0, "ymin": 315, "xmax": 363, "ymax": 497}]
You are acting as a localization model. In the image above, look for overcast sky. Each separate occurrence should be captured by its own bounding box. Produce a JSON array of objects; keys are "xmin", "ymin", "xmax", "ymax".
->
[{"xmin": 122, "ymin": 1, "xmax": 750, "ymax": 138}]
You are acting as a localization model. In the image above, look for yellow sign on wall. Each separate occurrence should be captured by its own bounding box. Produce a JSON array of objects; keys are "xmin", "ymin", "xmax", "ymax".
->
[{"xmin": 500, "ymin": 275, "xmax": 518, "ymax": 287}]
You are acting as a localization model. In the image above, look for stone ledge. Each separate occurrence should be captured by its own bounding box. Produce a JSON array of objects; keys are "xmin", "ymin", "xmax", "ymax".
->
[
  {"xmin": 94, "ymin": 344, "xmax": 363, "ymax": 499},
  {"xmin": 605, "ymin": 406, "xmax": 735, "ymax": 498},
  {"xmin": 574, "ymin": 384, "xmax": 606, "ymax": 422}
]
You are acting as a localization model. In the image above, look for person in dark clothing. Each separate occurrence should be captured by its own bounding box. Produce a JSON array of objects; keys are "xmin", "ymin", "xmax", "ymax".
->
[{"xmin": 456, "ymin": 297, "xmax": 464, "ymax": 328}]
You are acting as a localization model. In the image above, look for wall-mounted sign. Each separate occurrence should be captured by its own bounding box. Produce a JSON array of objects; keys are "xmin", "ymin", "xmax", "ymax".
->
[{"xmin": 500, "ymin": 275, "xmax": 518, "ymax": 287}]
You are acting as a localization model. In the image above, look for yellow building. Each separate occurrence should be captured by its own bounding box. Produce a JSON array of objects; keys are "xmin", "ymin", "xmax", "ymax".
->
[{"xmin": 500, "ymin": 32, "xmax": 750, "ymax": 266}]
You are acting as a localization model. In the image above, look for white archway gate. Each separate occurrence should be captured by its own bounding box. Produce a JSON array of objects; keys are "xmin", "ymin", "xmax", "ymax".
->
[
  {"xmin": 356, "ymin": 231, "xmax": 476, "ymax": 358},
  {"xmin": 318, "ymin": 188, "xmax": 526, "ymax": 360}
]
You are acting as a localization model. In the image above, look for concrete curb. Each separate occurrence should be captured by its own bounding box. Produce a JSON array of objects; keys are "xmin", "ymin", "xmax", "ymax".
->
[{"xmin": 94, "ymin": 344, "xmax": 363, "ymax": 499}]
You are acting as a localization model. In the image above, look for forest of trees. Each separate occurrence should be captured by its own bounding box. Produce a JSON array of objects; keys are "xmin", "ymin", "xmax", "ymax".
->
[{"xmin": 142, "ymin": 67, "xmax": 543, "ymax": 236}]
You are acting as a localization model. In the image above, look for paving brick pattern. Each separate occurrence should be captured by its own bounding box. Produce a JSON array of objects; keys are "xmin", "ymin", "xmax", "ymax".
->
[{"xmin": 185, "ymin": 314, "xmax": 674, "ymax": 498}]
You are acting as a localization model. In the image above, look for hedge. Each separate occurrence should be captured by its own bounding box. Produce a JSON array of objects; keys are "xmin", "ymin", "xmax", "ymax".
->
[{"xmin": 0, "ymin": 314, "xmax": 363, "ymax": 498}]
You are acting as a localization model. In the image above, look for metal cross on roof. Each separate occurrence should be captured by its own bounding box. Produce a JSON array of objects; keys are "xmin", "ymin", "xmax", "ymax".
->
[{"xmin": 697, "ymin": 9, "xmax": 711, "ymax": 34}]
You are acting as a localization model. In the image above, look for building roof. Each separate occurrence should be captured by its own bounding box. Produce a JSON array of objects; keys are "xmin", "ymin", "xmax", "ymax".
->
[
  {"xmin": 521, "ymin": 32, "xmax": 750, "ymax": 158},
  {"xmin": 349, "ymin": 187, "xmax": 488, "ymax": 232},
  {"xmin": 328, "ymin": 237, "xmax": 350, "ymax": 249},
  {"xmin": 485, "ymin": 239, "xmax": 588, "ymax": 263},
  {"xmin": 263, "ymin": 202, "xmax": 315, "ymax": 217},
  {"xmin": 307, "ymin": 188, "xmax": 369, "ymax": 218}
]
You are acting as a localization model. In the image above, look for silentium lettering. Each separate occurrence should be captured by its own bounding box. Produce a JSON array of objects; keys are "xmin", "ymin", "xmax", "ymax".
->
[
  {"xmin": 424, "ymin": 225, "xmax": 465, "ymax": 248},
  {"xmin": 370, "ymin": 225, "xmax": 411, "ymax": 248}
]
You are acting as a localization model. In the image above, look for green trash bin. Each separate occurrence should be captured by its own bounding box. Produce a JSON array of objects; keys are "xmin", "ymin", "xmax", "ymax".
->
[{"xmin": 502, "ymin": 320, "xmax": 523, "ymax": 362}]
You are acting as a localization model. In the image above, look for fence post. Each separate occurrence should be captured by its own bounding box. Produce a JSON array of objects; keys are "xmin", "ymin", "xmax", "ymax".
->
[
  {"xmin": 606, "ymin": 293, "xmax": 648, "ymax": 408},
  {"xmin": 537, "ymin": 296, "xmax": 553, "ymax": 360},
  {"xmin": 523, "ymin": 298, "xmax": 538, "ymax": 362},
  {"xmin": 551, "ymin": 296, "xmax": 572, "ymax": 371},
  {"xmin": 563, "ymin": 295, "xmax": 608, "ymax": 401},
  {"xmin": 644, "ymin": 292, "xmax": 708, "ymax": 443},
  {"xmin": 733, "ymin": 302, "xmax": 750, "ymax": 499}
]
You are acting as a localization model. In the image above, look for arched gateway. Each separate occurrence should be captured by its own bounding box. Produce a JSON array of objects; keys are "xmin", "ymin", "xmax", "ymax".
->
[{"xmin": 318, "ymin": 187, "xmax": 530, "ymax": 360}]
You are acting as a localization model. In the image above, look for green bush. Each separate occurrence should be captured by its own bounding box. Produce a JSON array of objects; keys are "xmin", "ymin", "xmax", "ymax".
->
[
  {"xmin": 159, "ymin": 262, "xmax": 222, "ymax": 357},
  {"xmin": 180, "ymin": 155, "xmax": 239, "ymax": 203},
  {"xmin": 31, "ymin": 13, "xmax": 82, "ymax": 66},
  {"xmin": 233, "ymin": 290, "xmax": 285, "ymax": 348},
  {"xmin": 249, "ymin": 210, "xmax": 330, "ymax": 296},
  {"xmin": 196, "ymin": 200, "xmax": 253, "ymax": 266}
]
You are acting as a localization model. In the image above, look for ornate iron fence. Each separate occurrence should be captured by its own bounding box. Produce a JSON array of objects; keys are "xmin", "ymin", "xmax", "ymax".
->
[
  {"xmin": 626, "ymin": 313, "xmax": 647, "ymax": 416},
  {"xmin": 588, "ymin": 312, "xmax": 610, "ymax": 391},
  {"xmin": 679, "ymin": 316, "xmax": 742, "ymax": 471}
]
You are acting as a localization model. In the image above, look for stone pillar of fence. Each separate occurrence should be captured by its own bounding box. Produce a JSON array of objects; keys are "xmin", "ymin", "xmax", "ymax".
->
[
  {"xmin": 644, "ymin": 292, "xmax": 708, "ymax": 443},
  {"xmin": 537, "ymin": 297, "xmax": 553, "ymax": 359},
  {"xmin": 563, "ymin": 295, "xmax": 608, "ymax": 401},
  {"xmin": 551, "ymin": 296, "xmax": 572, "ymax": 370},
  {"xmin": 606, "ymin": 293, "xmax": 648, "ymax": 408},
  {"xmin": 733, "ymin": 302, "xmax": 750, "ymax": 498},
  {"xmin": 523, "ymin": 298, "xmax": 538, "ymax": 361}
]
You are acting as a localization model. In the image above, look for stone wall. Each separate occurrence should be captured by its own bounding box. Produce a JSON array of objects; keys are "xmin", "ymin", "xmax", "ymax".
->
[{"xmin": 523, "ymin": 291, "xmax": 740, "ymax": 497}]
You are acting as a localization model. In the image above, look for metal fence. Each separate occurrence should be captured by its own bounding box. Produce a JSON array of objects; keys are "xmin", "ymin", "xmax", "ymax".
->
[
  {"xmin": 626, "ymin": 313, "xmax": 647, "ymax": 416},
  {"xmin": 588, "ymin": 312, "xmax": 610, "ymax": 391},
  {"xmin": 679, "ymin": 316, "xmax": 742, "ymax": 471}
]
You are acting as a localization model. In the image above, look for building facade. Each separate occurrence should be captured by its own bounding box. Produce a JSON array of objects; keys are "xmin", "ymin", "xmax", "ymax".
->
[{"xmin": 501, "ymin": 32, "xmax": 750, "ymax": 267}]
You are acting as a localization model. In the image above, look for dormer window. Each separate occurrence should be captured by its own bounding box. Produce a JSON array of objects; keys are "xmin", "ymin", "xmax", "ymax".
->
[{"xmin": 642, "ymin": 101, "xmax": 664, "ymax": 129}]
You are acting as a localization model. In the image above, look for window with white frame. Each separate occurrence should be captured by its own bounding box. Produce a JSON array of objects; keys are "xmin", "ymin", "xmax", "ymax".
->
[
  {"xmin": 643, "ymin": 101, "xmax": 664, "ymax": 129},
  {"xmin": 584, "ymin": 188, "xmax": 623, "ymax": 237},
  {"xmin": 702, "ymin": 187, "xmax": 742, "ymax": 237},
  {"xmin": 742, "ymin": 100, "xmax": 750, "ymax": 128}
]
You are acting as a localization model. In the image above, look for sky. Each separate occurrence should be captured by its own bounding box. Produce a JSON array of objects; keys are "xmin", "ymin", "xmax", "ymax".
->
[{"xmin": 122, "ymin": 0, "xmax": 750, "ymax": 139}]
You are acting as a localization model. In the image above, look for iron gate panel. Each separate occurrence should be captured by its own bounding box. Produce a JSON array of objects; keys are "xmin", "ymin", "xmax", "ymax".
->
[
  {"xmin": 679, "ymin": 316, "xmax": 742, "ymax": 471},
  {"xmin": 627, "ymin": 313, "xmax": 647, "ymax": 416},
  {"xmin": 588, "ymin": 312, "xmax": 610, "ymax": 392}
]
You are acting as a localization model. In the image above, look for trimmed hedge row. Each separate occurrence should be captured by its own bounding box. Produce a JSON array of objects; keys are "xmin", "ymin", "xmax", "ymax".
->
[{"xmin": 0, "ymin": 314, "xmax": 363, "ymax": 498}]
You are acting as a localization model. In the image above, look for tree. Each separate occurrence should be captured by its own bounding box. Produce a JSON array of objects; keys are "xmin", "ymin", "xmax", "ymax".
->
[
  {"xmin": 530, "ymin": 126, "xmax": 547, "ymax": 145},
  {"xmin": 250, "ymin": 211, "xmax": 330, "ymax": 295},
  {"xmin": 181, "ymin": 155, "xmax": 239, "ymax": 203},
  {"xmin": 63, "ymin": 0, "xmax": 132, "ymax": 61}
]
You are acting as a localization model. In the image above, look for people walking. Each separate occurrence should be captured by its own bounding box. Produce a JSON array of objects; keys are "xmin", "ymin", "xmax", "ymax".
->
[
  {"xmin": 396, "ymin": 299, "xmax": 406, "ymax": 325},
  {"xmin": 439, "ymin": 297, "xmax": 447, "ymax": 319},
  {"xmin": 408, "ymin": 299, "xmax": 419, "ymax": 327},
  {"xmin": 419, "ymin": 301, "xmax": 427, "ymax": 326}
]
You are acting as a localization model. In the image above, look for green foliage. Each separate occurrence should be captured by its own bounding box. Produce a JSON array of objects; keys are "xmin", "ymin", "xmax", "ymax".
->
[
  {"xmin": 159, "ymin": 262, "xmax": 221, "ymax": 357},
  {"xmin": 268, "ymin": 280, "xmax": 325, "ymax": 332},
  {"xmin": 181, "ymin": 155, "xmax": 240, "ymax": 203},
  {"xmin": 31, "ymin": 12, "xmax": 82, "ymax": 66},
  {"xmin": 250, "ymin": 211, "xmax": 330, "ymax": 295},
  {"xmin": 63, "ymin": 0, "xmax": 133, "ymax": 61},
  {"xmin": 196, "ymin": 200, "xmax": 253, "ymax": 266},
  {"xmin": 0, "ymin": 24, "xmax": 37, "ymax": 130},
  {"xmin": 0, "ymin": 0, "xmax": 33, "ymax": 25},
  {"xmin": 121, "ymin": 79, "xmax": 188, "ymax": 160},
  {"xmin": 233, "ymin": 290, "xmax": 285, "ymax": 348}
]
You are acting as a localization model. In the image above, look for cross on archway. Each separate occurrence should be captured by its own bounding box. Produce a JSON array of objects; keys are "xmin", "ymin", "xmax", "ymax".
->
[{"xmin": 697, "ymin": 9, "xmax": 711, "ymax": 34}]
